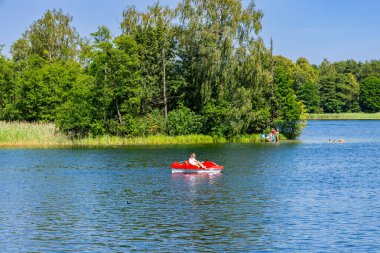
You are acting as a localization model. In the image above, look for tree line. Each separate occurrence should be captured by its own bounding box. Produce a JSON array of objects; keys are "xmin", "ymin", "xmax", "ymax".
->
[
  {"xmin": 291, "ymin": 58, "xmax": 380, "ymax": 114},
  {"xmin": 0, "ymin": 0, "xmax": 379, "ymax": 140}
]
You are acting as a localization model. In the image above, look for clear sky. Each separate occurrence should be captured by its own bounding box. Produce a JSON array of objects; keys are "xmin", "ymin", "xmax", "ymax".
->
[{"xmin": 1, "ymin": 0, "xmax": 379, "ymax": 64}]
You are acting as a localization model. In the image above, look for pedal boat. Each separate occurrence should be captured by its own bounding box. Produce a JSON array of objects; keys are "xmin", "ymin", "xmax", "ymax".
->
[{"xmin": 171, "ymin": 161, "xmax": 223, "ymax": 173}]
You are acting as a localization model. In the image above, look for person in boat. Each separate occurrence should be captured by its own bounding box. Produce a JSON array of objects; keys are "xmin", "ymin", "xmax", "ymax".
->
[{"xmin": 188, "ymin": 153, "xmax": 207, "ymax": 169}]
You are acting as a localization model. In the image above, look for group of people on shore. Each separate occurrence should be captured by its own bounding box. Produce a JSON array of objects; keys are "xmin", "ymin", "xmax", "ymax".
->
[{"xmin": 265, "ymin": 128, "xmax": 280, "ymax": 143}]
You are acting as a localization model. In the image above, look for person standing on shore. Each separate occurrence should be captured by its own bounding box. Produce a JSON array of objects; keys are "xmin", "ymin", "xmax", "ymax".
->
[{"xmin": 271, "ymin": 128, "xmax": 280, "ymax": 142}]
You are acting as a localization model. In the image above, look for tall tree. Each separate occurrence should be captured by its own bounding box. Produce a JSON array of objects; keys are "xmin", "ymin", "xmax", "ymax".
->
[
  {"xmin": 86, "ymin": 26, "xmax": 142, "ymax": 136},
  {"xmin": 273, "ymin": 56, "xmax": 306, "ymax": 139},
  {"xmin": 359, "ymin": 76, "xmax": 380, "ymax": 113},
  {"xmin": 11, "ymin": 9, "xmax": 82, "ymax": 61},
  {"xmin": 176, "ymin": 0, "xmax": 263, "ymax": 111},
  {"xmin": 320, "ymin": 73, "xmax": 359, "ymax": 113},
  {"xmin": 294, "ymin": 57, "xmax": 321, "ymax": 113},
  {"xmin": 121, "ymin": 3, "xmax": 175, "ymax": 119},
  {"xmin": 359, "ymin": 60, "xmax": 380, "ymax": 82},
  {"xmin": 0, "ymin": 53, "xmax": 17, "ymax": 119},
  {"xmin": 11, "ymin": 56, "xmax": 82, "ymax": 121}
]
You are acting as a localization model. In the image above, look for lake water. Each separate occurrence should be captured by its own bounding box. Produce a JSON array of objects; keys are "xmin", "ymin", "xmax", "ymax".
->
[{"xmin": 1, "ymin": 120, "xmax": 380, "ymax": 252}]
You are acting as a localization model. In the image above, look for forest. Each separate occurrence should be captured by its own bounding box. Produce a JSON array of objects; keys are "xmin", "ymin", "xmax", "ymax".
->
[{"xmin": 0, "ymin": 0, "xmax": 379, "ymax": 140}]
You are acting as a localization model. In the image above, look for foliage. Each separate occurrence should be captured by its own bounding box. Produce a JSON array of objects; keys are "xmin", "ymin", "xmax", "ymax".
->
[
  {"xmin": 293, "ymin": 57, "xmax": 321, "ymax": 113},
  {"xmin": 359, "ymin": 76, "xmax": 380, "ymax": 113},
  {"xmin": 0, "ymin": 121, "xmax": 67, "ymax": 146},
  {"xmin": 11, "ymin": 9, "xmax": 82, "ymax": 61},
  {"xmin": 0, "ymin": 54, "xmax": 16, "ymax": 119},
  {"xmin": 167, "ymin": 107, "xmax": 203, "ymax": 135},
  {"xmin": 121, "ymin": 3, "xmax": 177, "ymax": 119},
  {"xmin": 86, "ymin": 27, "xmax": 142, "ymax": 136},
  {"xmin": 320, "ymin": 73, "xmax": 360, "ymax": 113},
  {"xmin": 55, "ymin": 74, "xmax": 99, "ymax": 137},
  {"xmin": 272, "ymin": 56, "xmax": 306, "ymax": 139},
  {"xmin": 2, "ymin": 56, "xmax": 83, "ymax": 121},
  {"xmin": 2, "ymin": 2, "xmax": 354, "ymax": 141}
]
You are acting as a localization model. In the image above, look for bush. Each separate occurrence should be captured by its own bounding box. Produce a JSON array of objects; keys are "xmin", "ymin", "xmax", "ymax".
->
[
  {"xmin": 142, "ymin": 109, "xmax": 166, "ymax": 135},
  {"xmin": 167, "ymin": 107, "xmax": 202, "ymax": 135}
]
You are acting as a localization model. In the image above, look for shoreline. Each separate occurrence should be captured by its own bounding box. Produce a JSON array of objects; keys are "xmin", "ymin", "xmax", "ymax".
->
[
  {"xmin": 0, "ymin": 121, "xmax": 272, "ymax": 147},
  {"xmin": 308, "ymin": 112, "xmax": 380, "ymax": 120},
  {"xmin": 0, "ymin": 134, "xmax": 272, "ymax": 149}
]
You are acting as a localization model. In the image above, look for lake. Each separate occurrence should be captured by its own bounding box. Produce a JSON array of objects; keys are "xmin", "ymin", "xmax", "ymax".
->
[{"xmin": 1, "ymin": 120, "xmax": 379, "ymax": 252}]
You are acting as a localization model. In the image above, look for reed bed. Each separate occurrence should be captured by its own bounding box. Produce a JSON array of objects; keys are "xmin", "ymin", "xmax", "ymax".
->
[
  {"xmin": 0, "ymin": 122, "xmax": 238, "ymax": 147},
  {"xmin": 0, "ymin": 121, "xmax": 69, "ymax": 147},
  {"xmin": 75, "ymin": 134, "xmax": 221, "ymax": 146},
  {"xmin": 232, "ymin": 134, "xmax": 262, "ymax": 143},
  {"xmin": 308, "ymin": 112, "xmax": 380, "ymax": 120},
  {"xmin": 0, "ymin": 121, "xmax": 276, "ymax": 147}
]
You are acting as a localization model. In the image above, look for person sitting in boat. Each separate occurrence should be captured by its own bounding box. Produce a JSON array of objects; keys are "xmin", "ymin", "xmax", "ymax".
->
[{"xmin": 188, "ymin": 153, "xmax": 207, "ymax": 169}]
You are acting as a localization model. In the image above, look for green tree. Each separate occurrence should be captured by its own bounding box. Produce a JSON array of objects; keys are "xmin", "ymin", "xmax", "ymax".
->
[
  {"xmin": 359, "ymin": 60, "xmax": 380, "ymax": 82},
  {"xmin": 174, "ymin": 0, "xmax": 275, "ymax": 139},
  {"xmin": 167, "ymin": 106, "xmax": 203, "ymax": 135},
  {"xmin": 12, "ymin": 56, "xmax": 83, "ymax": 121},
  {"xmin": 121, "ymin": 3, "xmax": 175, "ymax": 119},
  {"xmin": 55, "ymin": 74, "xmax": 99, "ymax": 137},
  {"xmin": 320, "ymin": 73, "xmax": 359, "ymax": 113},
  {"xmin": 0, "ymin": 53, "xmax": 17, "ymax": 119},
  {"xmin": 176, "ymin": 0, "xmax": 263, "ymax": 112},
  {"xmin": 11, "ymin": 9, "xmax": 82, "ymax": 61},
  {"xmin": 359, "ymin": 76, "xmax": 380, "ymax": 112},
  {"xmin": 273, "ymin": 56, "xmax": 306, "ymax": 139},
  {"xmin": 86, "ymin": 26, "xmax": 142, "ymax": 136},
  {"xmin": 294, "ymin": 57, "xmax": 321, "ymax": 113},
  {"xmin": 234, "ymin": 39, "xmax": 272, "ymax": 134}
]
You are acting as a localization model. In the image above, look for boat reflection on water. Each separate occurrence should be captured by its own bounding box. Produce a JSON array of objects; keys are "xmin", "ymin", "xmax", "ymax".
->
[
  {"xmin": 172, "ymin": 171, "xmax": 222, "ymax": 190},
  {"xmin": 171, "ymin": 172, "xmax": 223, "ymax": 204},
  {"xmin": 171, "ymin": 171, "xmax": 222, "ymax": 185}
]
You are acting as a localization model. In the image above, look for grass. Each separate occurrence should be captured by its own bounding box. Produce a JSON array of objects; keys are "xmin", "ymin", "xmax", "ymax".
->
[
  {"xmin": 0, "ymin": 121, "xmax": 293, "ymax": 147},
  {"xmin": 232, "ymin": 134, "xmax": 261, "ymax": 143},
  {"xmin": 74, "ymin": 134, "xmax": 221, "ymax": 146},
  {"xmin": 0, "ymin": 121, "xmax": 69, "ymax": 147},
  {"xmin": 0, "ymin": 121, "xmax": 270, "ymax": 147},
  {"xmin": 308, "ymin": 112, "xmax": 380, "ymax": 120}
]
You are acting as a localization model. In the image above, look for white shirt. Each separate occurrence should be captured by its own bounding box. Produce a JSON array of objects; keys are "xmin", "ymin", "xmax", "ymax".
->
[{"xmin": 188, "ymin": 157, "xmax": 198, "ymax": 165}]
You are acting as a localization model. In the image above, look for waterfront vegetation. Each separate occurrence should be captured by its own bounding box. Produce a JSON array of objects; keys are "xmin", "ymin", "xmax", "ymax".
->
[
  {"xmin": 1, "ymin": 0, "xmax": 379, "ymax": 144},
  {"xmin": 308, "ymin": 112, "xmax": 380, "ymax": 120},
  {"xmin": 0, "ymin": 121, "xmax": 276, "ymax": 147},
  {"xmin": 0, "ymin": 121, "xmax": 68, "ymax": 146}
]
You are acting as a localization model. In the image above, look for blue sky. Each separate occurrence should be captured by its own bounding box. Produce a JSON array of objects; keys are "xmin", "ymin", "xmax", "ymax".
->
[{"xmin": 1, "ymin": 0, "xmax": 379, "ymax": 64}]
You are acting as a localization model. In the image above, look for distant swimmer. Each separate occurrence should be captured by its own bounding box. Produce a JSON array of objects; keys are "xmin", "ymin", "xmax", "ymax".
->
[{"xmin": 328, "ymin": 139, "xmax": 345, "ymax": 143}]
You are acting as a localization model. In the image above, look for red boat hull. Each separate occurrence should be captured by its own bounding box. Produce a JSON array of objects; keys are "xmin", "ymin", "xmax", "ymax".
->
[{"xmin": 171, "ymin": 161, "xmax": 223, "ymax": 173}]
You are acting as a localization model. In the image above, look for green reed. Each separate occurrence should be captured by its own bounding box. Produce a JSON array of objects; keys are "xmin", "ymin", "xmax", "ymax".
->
[
  {"xmin": 0, "ymin": 122, "xmax": 279, "ymax": 147},
  {"xmin": 0, "ymin": 121, "xmax": 69, "ymax": 146},
  {"xmin": 308, "ymin": 112, "xmax": 380, "ymax": 120}
]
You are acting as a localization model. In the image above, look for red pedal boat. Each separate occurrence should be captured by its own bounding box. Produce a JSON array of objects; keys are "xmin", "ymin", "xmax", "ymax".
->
[{"xmin": 171, "ymin": 161, "xmax": 223, "ymax": 173}]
